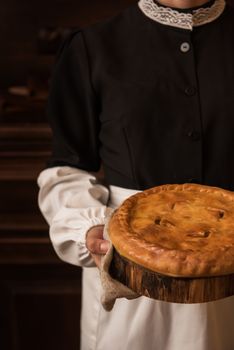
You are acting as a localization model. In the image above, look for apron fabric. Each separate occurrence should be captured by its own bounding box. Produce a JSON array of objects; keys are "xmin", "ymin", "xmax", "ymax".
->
[{"xmin": 81, "ymin": 185, "xmax": 234, "ymax": 350}]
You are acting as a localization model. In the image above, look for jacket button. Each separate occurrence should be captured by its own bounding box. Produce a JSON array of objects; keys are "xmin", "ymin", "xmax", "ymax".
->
[
  {"xmin": 185, "ymin": 86, "xmax": 197, "ymax": 96},
  {"xmin": 180, "ymin": 42, "xmax": 190, "ymax": 53},
  {"xmin": 187, "ymin": 131, "xmax": 201, "ymax": 141}
]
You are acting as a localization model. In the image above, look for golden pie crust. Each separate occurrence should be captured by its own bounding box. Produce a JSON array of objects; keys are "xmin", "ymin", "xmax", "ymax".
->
[{"xmin": 108, "ymin": 184, "xmax": 234, "ymax": 277}]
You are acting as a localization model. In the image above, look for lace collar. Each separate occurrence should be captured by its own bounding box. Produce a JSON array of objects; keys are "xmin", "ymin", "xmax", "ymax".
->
[{"xmin": 138, "ymin": 0, "xmax": 226, "ymax": 30}]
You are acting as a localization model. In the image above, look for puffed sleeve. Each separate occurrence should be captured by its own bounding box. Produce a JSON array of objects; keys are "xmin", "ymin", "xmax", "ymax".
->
[
  {"xmin": 38, "ymin": 166, "xmax": 112, "ymax": 267},
  {"xmin": 37, "ymin": 31, "xmax": 113, "ymax": 267},
  {"xmin": 46, "ymin": 30, "xmax": 101, "ymax": 171}
]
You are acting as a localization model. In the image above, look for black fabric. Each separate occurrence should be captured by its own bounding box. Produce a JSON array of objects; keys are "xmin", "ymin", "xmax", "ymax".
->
[
  {"xmin": 46, "ymin": 30, "xmax": 101, "ymax": 172},
  {"xmin": 46, "ymin": 2, "xmax": 234, "ymax": 191}
]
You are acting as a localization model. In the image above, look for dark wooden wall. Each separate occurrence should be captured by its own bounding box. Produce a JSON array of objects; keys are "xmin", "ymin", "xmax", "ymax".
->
[
  {"xmin": 0, "ymin": 1, "xmax": 135, "ymax": 350},
  {"xmin": 0, "ymin": 0, "xmax": 135, "ymax": 88},
  {"xmin": 0, "ymin": 1, "xmax": 233, "ymax": 349}
]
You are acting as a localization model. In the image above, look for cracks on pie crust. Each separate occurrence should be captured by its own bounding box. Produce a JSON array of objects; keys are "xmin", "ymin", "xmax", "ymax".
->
[
  {"xmin": 206, "ymin": 207, "xmax": 225, "ymax": 220},
  {"xmin": 131, "ymin": 189, "xmax": 231, "ymax": 252},
  {"xmin": 152, "ymin": 200, "xmax": 226, "ymax": 240},
  {"xmin": 186, "ymin": 230, "xmax": 211, "ymax": 238},
  {"xmin": 154, "ymin": 217, "xmax": 161, "ymax": 225},
  {"xmin": 154, "ymin": 217, "xmax": 175, "ymax": 227}
]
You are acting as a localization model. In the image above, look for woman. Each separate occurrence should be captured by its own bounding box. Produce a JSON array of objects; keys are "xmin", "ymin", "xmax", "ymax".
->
[{"xmin": 38, "ymin": 0, "xmax": 234, "ymax": 349}]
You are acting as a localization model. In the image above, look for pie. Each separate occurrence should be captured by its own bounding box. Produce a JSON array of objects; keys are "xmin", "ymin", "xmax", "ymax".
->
[{"xmin": 108, "ymin": 183, "xmax": 234, "ymax": 277}]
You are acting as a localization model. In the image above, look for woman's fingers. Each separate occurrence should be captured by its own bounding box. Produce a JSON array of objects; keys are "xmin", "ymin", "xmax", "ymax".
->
[
  {"xmin": 87, "ymin": 237, "xmax": 109, "ymax": 255},
  {"xmin": 86, "ymin": 225, "xmax": 110, "ymax": 267}
]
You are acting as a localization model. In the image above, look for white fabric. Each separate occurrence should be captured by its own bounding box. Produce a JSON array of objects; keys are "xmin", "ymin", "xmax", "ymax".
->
[
  {"xmin": 138, "ymin": 0, "xmax": 226, "ymax": 31},
  {"xmin": 37, "ymin": 166, "xmax": 234, "ymax": 350},
  {"xmin": 37, "ymin": 166, "xmax": 111, "ymax": 267}
]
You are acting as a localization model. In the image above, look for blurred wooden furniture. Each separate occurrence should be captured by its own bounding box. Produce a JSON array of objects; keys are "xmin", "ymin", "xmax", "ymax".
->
[{"xmin": 0, "ymin": 103, "xmax": 82, "ymax": 350}]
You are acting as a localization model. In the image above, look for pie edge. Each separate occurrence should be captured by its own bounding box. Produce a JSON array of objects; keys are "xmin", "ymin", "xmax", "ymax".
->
[{"xmin": 108, "ymin": 183, "xmax": 234, "ymax": 277}]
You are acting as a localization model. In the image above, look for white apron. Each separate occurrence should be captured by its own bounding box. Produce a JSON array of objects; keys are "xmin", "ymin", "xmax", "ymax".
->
[{"xmin": 81, "ymin": 185, "xmax": 234, "ymax": 350}]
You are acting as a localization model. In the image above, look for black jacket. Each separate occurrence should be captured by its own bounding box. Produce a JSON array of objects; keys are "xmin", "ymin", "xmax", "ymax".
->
[{"xmin": 46, "ymin": 2, "xmax": 234, "ymax": 190}]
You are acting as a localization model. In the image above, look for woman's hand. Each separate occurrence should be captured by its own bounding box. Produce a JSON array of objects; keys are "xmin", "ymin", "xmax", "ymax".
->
[{"xmin": 86, "ymin": 225, "xmax": 110, "ymax": 268}]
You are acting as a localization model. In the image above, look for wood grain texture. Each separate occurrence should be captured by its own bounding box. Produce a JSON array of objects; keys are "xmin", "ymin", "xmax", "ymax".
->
[{"xmin": 110, "ymin": 249, "xmax": 234, "ymax": 303}]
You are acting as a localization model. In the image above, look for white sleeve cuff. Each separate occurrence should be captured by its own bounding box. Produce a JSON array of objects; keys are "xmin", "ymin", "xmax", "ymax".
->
[
  {"xmin": 37, "ymin": 166, "xmax": 113, "ymax": 267},
  {"xmin": 50, "ymin": 206, "xmax": 114, "ymax": 267}
]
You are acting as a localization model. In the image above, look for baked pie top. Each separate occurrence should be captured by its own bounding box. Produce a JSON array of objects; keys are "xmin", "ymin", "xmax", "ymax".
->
[{"xmin": 108, "ymin": 184, "xmax": 234, "ymax": 277}]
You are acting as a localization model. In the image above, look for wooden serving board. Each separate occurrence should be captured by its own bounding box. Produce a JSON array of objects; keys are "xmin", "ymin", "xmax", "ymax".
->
[{"xmin": 109, "ymin": 248, "xmax": 234, "ymax": 303}]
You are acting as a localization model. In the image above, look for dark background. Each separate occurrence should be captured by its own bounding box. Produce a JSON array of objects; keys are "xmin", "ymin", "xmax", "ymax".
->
[{"xmin": 0, "ymin": 1, "xmax": 233, "ymax": 349}]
